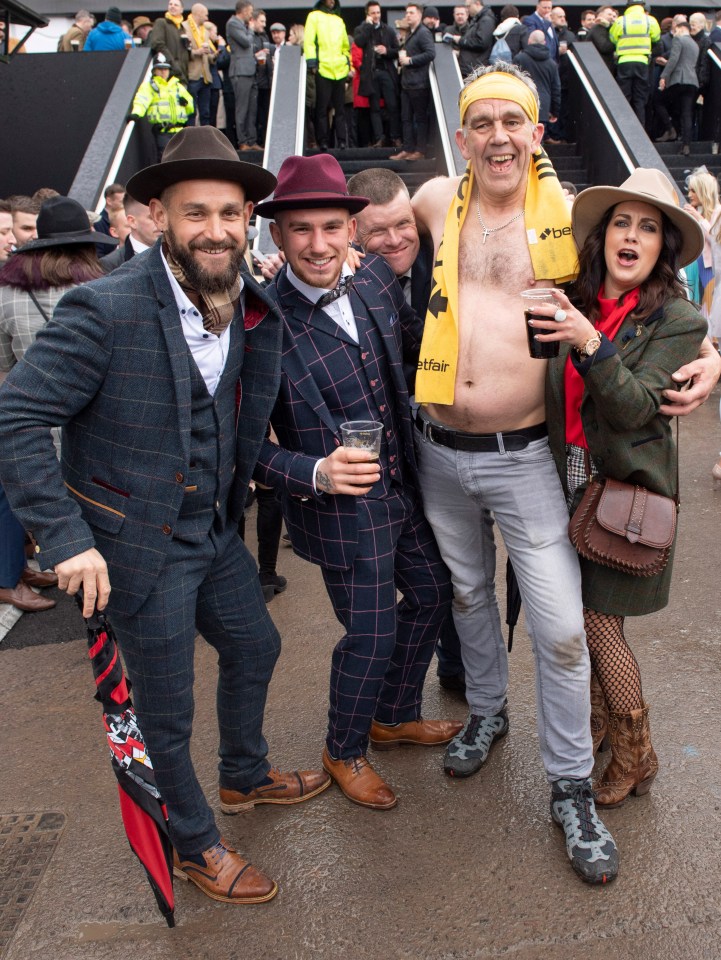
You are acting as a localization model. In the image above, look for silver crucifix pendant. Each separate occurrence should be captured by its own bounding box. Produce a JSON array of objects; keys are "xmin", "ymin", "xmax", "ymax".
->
[{"xmin": 482, "ymin": 229, "xmax": 490, "ymax": 244}]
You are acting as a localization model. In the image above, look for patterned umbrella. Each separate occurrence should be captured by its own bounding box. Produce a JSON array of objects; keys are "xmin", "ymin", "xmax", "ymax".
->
[{"xmin": 78, "ymin": 597, "xmax": 175, "ymax": 927}]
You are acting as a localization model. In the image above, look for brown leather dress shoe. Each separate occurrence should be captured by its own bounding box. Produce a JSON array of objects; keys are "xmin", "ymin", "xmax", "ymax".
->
[
  {"xmin": 0, "ymin": 582, "xmax": 56, "ymax": 612},
  {"xmin": 20, "ymin": 567, "xmax": 59, "ymax": 589},
  {"xmin": 173, "ymin": 838, "xmax": 277, "ymax": 904},
  {"xmin": 370, "ymin": 718, "xmax": 464, "ymax": 750},
  {"xmin": 389, "ymin": 150, "xmax": 410, "ymax": 160},
  {"xmin": 219, "ymin": 766, "xmax": 331, "ymax": 813},
  {"xmin": 322, "ymin": 747, "xmax": 397, "ymax": 810},
  {"xmin": 405, "ymin": 151, "xmax": 425, "ymax": 161}
]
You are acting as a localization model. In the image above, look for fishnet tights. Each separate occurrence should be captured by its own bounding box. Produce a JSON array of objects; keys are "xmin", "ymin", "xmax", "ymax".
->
[{"xmin": 584, "ymin": 608, "xmax": 643, "ymax": 714}]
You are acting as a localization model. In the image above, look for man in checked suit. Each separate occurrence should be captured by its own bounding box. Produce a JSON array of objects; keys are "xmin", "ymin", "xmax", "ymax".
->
[
  {"xmin": 253, "ymin": 154, "xmax": 459, "ymax": 811},
  {"xmin": 0, "ymin": 128, "xmax": 330, "ymax": 906}
]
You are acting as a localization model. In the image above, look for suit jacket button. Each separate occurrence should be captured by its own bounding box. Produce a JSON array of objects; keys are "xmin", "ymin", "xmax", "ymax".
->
[
  {"xmin": 175, "ymin": 472, "xmax": 184, "ymax": 483},
  {"xmin": 162, "ymin": 523, "xmax": 172, "ymax": 535}
]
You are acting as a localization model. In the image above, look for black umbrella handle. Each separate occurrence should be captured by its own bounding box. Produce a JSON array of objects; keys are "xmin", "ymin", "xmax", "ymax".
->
[{"xmin": 74, "ymin": 589, "xmax": 108, "ymax": 630}]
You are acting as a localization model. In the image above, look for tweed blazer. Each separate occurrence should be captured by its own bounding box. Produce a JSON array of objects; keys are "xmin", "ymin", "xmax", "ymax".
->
[
  {"xmin": 226, "ymin": 15, "xmax": 257, "ymax": 77},
  {"xmin": 661, "ymin": 33, "xmax": 699, "ymax": 88},
  {"xmin": 0, "ymin": 243, "xmax": 282, "ymax": 615},
  {"xmin": 0, "ymin": 284, "xmax": 71, "ymax": 371},
  {"xmin": 253, "ymin": 254, "xmax": 423, "ymax": 571},
  {"xmin": 545, "ymin": 295, "xmax": 706, "ymax": 616}
]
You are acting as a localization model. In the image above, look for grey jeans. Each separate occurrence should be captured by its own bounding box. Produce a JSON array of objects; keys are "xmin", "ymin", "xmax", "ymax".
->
[{"xmin": 415, "ymin": 428, "xmax": 593, "ymax": 781}]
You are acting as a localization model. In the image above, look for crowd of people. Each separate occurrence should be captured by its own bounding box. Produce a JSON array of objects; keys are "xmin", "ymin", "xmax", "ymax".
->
[
  {"xmin": 2, "ymin": 4, "xmax": 721, "ymax": 917},
  {"xmin": 14, "ymin": 0, "xmax": 718, "ymax": 157}
]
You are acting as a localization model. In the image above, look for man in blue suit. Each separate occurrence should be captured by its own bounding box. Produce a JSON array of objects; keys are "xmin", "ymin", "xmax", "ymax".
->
[
  {"xmin": 253, "ymin": 154, "xmax": 459, "ymax": 811},
  {"xmin": 0, "ymin": 128, "xmax": 330, "ymax": 906}
]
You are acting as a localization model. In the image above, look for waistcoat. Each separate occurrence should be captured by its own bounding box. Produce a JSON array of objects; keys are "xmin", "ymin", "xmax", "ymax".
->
[{"xmin": 173, "ymin": 323, "xmax": 244, "ymax": 541}]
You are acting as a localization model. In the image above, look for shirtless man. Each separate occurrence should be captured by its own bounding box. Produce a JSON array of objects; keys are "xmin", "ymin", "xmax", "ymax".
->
[
  {"xmin": 412, "ymin": 62, "xmax": 720, "ymax": 884},
  {"xmin": 412, "ymin": 62, "xmax": 612, "ymax": 884}
]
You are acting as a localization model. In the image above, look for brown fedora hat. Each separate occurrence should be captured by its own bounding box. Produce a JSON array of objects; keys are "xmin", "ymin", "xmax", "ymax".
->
[
  {"xmin": 572, "ymin": 167, "xmax": 704, "ymax": 268},
  {"xmin": 254, "ymin": 154, "xmax": 369, "ymax": 219},
  {"xmin": 15, "ymin": 196, "xmax": 118, "ymax": 252},
  {"xmin": 126, "ymin": 127, "xmax": 277, "ymax": 206}
]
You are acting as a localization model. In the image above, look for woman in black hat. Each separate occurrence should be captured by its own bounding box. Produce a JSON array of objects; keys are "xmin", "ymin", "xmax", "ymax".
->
[{"xmin": 0, "ymin": 196, "xmax": 114, "ymax": 614}]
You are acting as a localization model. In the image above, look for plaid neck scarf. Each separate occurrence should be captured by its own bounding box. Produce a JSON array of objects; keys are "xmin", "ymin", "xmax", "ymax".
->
[{"xmin": 164, "ymin": 244, "xmax": 241, "ymax": 336}]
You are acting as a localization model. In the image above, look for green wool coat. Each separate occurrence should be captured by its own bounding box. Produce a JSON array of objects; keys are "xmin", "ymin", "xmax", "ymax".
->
[{"xmin": 545, "ymin": 296, "xmax": 707, "ymax": 617}]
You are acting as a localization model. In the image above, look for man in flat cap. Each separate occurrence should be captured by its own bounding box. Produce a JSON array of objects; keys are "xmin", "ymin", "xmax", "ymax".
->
[
  {"xmin": 0, "ymin": 127, "xmax": 329, "ymax": 906},
  {"xmin": 254, "ymin": 153, "xmax": 459, "ymax": 812}
]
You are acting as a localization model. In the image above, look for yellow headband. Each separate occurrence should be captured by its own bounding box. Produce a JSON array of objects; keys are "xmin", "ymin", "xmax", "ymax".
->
[{"xmin": 459, "ymin": 72, "xmax": 539, "ymax": 127}]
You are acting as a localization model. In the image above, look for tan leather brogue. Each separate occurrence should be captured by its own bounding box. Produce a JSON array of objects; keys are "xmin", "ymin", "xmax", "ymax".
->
[
  {"xmin": 0, "ymin": 582, "xmax": 56, "ymax": 612},
  {"xmin": 322, "ymin": 747, "xmax": 397, "ymax": 810},
  {"xmin": 369, "ymin": 718, "xmax": 464, "ymax": 750},
  {"xmin": 20, "ymin": 567, "xmax": 59, "ymax": 589},
  {"xmin": 173, "ymin": 838, "xmax": 277, "ymax": 904},
  {"xmin": 219, "ymin": 766, "xmax": 331, "ymax": 813}
]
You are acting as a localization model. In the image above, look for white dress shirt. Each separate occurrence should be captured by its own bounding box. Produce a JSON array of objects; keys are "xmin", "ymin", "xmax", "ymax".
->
[{"xmin": 286, "ymin": 263, "xmax": 358, "ymax": 343}]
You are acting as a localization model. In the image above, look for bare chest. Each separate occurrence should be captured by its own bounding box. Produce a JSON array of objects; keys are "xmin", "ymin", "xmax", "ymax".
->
[{"xmin": 458, "ymin": 216, "xmax": 535, "ymax": 291}]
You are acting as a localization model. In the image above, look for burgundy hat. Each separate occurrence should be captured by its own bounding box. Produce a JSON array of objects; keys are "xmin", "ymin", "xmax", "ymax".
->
[{"xmin": 254, "ymin": 154, "xmax": 369, "ymax": 219}]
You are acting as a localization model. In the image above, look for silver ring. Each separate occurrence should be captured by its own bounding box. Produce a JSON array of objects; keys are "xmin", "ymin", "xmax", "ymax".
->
[{"xmin": 554, "ymin": 308, "xmax": 567, "ymax": 322}]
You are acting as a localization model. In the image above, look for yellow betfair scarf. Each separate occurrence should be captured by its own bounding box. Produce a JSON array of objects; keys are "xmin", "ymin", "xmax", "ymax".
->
[
  {"xmin": 165, "ymin": 11, "xmax": 184, "ymax": 27},
  {"xmin": 415, "ymin": 72, "xmax": 578, "ymax": 405}
]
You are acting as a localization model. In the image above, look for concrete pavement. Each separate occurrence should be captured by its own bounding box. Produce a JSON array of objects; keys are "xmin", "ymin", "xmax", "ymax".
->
[{"xmin": 1, "ymin": 384, "xmax": 720, "ymax": 960}]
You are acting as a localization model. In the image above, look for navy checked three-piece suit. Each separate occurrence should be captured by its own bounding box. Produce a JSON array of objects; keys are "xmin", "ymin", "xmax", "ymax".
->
[
  {"xmin": 0, "ymin": 242, "xmax": 284, "ymax": 855},
  {"xmin": 254, "ymin": 254, "xmax": 452, "ymax": 760}
]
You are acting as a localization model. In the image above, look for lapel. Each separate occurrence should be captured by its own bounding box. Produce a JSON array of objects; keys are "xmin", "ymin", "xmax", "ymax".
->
[
  {"xmin": 150, "ymin": 244, "xmax": 193, "ymax": 463},
  {"xmin": 274, "ymin": 270, "xmax": 343, "ymax": 436},
  {"xmin": 612, "ymin": 306, "xmax": 662, "ymax": 364},
  {"xmin": 352, "ymin": 263, "xmax": 407, "ymax": 400}
]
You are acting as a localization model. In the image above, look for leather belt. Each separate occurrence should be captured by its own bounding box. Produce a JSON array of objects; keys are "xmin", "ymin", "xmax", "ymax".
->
[{"xmin": 415, "ymin": 412, "xmax": 547, "ymax": 452}]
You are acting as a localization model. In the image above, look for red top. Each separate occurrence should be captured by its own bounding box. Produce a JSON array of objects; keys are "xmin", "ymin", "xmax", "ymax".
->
[{"xmin": 563, "ymin": 287, "xmax": 640, "ymax": 447}]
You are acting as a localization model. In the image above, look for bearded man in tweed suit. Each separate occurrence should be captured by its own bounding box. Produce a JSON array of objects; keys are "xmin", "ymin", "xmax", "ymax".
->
[{"xmin": 0, "ymin": 128, "xmax": 330, "ymax": 907}]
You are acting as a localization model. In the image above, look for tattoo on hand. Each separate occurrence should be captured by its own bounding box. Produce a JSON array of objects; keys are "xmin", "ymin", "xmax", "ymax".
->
[{"xmin": 317, "ymin": 470, "xmax": 333, "ymax": 493}]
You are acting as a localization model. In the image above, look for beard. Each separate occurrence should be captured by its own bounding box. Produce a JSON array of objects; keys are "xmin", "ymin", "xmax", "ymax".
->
[{"xmin": 165, "ymin": 225, "xmax": 247, "ymax": 295}]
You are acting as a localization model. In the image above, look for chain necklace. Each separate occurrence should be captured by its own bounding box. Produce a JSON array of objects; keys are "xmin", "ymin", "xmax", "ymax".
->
[{"xmin": 475, "ymin": 194, "xmax": 525, "ymax": 244}]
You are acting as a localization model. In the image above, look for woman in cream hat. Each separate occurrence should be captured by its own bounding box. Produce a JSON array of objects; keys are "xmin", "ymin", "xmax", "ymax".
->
[{"xmin": 531, "ymin": 168, "xmax": 707, "ymax": 810}]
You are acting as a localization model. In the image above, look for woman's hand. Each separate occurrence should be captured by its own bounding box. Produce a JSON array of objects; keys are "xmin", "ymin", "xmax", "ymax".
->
[{"xmin": 527, "ymin": 289, "xmax": 597, "ymax": 351}]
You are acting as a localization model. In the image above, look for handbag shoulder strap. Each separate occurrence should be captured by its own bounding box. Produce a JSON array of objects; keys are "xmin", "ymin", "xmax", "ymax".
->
[{"xmin": 26, "ymin": 288, "xmax": 52, "ymax": 325}]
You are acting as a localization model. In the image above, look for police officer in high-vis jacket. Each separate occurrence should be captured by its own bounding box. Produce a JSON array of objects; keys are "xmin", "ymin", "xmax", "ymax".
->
[
  {"xmin": 129, "ymin": 54, "xmax": 195, "ymax": 160},
  {"xmin": 609, "ymin": 0, "xmax": 660, "ymax": 123}
]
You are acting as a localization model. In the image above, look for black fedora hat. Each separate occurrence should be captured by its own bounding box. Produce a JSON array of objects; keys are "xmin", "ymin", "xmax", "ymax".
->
[
  {"xmin": 15, "ymin": 196, "xmax": 118, "ymax": 252},
  {"xmin": 254, "ymin": 154, "xmax": 368, "ymax": 219},
  {"xmin": 126, "ymin": 127, "xmax": 277, "ymax": 206}
]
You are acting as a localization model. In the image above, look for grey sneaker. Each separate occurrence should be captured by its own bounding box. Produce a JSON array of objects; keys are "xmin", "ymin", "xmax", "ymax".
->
[
  {"xmin": 443, "ymin": 708, "xmax": 509, "ymax": 778},
  {"xmin": 551, "ymin": 778, "xmax": 619, "ymax": 884}
]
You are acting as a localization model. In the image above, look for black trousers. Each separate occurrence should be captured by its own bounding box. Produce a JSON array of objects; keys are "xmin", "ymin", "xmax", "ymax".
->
[
  {"xmin": 401, "ymin": 86, "xmax": 430, "ymax": 154},
  {"xmin": 371, "ymin": 68, "xmax": 401, "ymax": 141},
  {"xmin": 616, "ymin": 60, "xmax": 651, "ymax": 124},
  {"xmin": 656, "ymin": 82, "xmax": 697, "ymax": 146},
  {"xmin": 315, "ymin": 74, "xmax": 348, "ymax": 148}
]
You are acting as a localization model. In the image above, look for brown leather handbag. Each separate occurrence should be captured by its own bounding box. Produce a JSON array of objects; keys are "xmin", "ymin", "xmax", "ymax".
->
[{"xmin": 569, "ymin": 477, "xmax": 677, "ymax": 577}]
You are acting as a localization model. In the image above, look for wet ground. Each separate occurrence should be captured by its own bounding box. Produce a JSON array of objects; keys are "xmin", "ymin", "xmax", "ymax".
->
[{"xmin": 1, "ymin": 384, "xmax": 720, "ymax": 960}]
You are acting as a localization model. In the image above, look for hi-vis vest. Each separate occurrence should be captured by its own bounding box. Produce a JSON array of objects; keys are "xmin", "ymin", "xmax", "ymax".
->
[
  {"xmin": 610, "ymin": 6, "xmax": 660, "ymax": 64},
  {"xmin": 131, "ymin": 75, "xmax": 194, "ymax": 131}
]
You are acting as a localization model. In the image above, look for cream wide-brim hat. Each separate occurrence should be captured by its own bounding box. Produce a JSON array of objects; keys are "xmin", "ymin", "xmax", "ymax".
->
[{"xmin": 571, "ymin": 167, "xmax": 704, "ymax": 268}]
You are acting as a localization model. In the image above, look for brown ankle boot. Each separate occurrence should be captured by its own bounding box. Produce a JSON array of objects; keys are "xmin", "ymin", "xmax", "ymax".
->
[
  {"xmin": 590, "ymin": 670, "xmax": 609, "ymax": 754},
  {"xmin": 593, "ymin": 701, "xmax": 658, "ymax": 808}
]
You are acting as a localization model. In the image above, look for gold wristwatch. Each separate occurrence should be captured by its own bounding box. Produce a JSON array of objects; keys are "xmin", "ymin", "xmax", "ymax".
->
[{"xmin": 575, "ymin": 333, "xmax": 602, "ymax": 358}]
